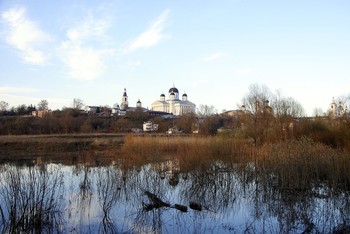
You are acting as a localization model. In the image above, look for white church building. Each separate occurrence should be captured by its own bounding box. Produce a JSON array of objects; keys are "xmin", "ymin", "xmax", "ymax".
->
[
  {"xmin": 112, "ymin": 88, "xmax": 146, "ymax": 115},
  {"xmin": 151, "ymin": 86, "xmax": 196, "ymax": 115}
]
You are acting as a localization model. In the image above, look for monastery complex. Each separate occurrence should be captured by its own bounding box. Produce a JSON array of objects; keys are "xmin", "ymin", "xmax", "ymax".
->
[
  {"xmin": 151, "ymin": 86, "xmax": 196, "ymax": 115},
  {"xmin": 110, "ymin": 85, "xmax": 196, "ymax": 116}
]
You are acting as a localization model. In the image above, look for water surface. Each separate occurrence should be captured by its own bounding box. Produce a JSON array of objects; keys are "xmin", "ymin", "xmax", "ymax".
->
[{"xmin": 0, "ymin": 158, "xmax": 349, "ymax": 233}]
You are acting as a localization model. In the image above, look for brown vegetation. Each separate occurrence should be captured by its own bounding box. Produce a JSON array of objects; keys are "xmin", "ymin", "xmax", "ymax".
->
[
  {"xmin": 121, "ymin": 135, "xmax": 253, "ymax": 169},
  {"xmin": 255, "ymin": 138, "xmax": 350, "ymax": 191},
  {"xmin": 121, "ymin": 135, "xmax": 350, "ymax": 191}
]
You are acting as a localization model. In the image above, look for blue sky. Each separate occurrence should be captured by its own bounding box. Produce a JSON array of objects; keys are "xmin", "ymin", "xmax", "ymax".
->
[{"xmin": 0, "ymin": 0, "xmax": 349, "ymax": 115}]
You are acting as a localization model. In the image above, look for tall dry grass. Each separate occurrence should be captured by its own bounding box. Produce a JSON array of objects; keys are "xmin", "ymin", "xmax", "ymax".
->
[
  {"xmin": 121, "ymin": 135, "xmax": 350, "ymax": 191},
  {"xmin": 255, "ymin": 137, "xmax": 350, "ymax": 191},
  {"xmin": 121, "ymin": 135, "xmax": 254, "ymax": 171},
  {"xmin": 122, "ymin": 135, "xmax": 252, "ymax": 156}
]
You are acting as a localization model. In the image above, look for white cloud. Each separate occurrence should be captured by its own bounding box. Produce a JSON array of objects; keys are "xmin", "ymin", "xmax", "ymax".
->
[
  {"xmin": 124, "ymin": 9, "xmax": 170, "ymax": 53},
  {"xmin": 66, "ymin": 16, "xmax": 110, "ymax": 43},
  {"xmin": 59, "ymin": 14, "xmax": 113, "ymax": 81},
  {"xmin": 202, "ymin": 52, "xmax": 227, "ymax": 62},
  {"xmin": 1, "ymin": 6, "xmax": 51, "ymax": 65},
  {"xmin": 61, "ymin": 44, "xmax": 111, "ymax": 81}
]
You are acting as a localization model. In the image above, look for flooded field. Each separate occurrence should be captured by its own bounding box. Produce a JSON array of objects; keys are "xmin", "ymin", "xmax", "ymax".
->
[
  {"xmin": 1, "ymin": 135, "xmax": 350, "ymax": 233},
  {"xmin": 0, "ymin": 158, "xmax": 349, "ymax": 233}
]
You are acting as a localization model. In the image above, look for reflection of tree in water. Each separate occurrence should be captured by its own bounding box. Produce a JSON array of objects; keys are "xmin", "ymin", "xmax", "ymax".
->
[
  {"xmin": 128, "ymin": 163, "xmax": 177, "ymax": 233},
  {"xmin": 128, "ymin": 161, "xmax": 186, "ymax": 233},
  {"xmin": 0, "ymin": 164, "xmax": 64, "ymax": 233},
  {"xmin": 69, "ymin": 164, "xmax": 94, "ymax": 232},
  {"xmin": 1, "ymin": 158, "xmax": 350, "ymax": 233},
  {"xmin": 257, "ymin": 186, "xmax": 350, "ymax": 233},
  {"xmin": 129, "ymin": 160, "xmax": 237, "ymax": 233},
  {"xmin": 95, "ymin": 166, "xmax": 123, "ymax": 234},
  {"xmin": 133, "ymin": 206, "xmax": 165, "ymax": 234},
  {"xmin": 78, "ymin": 165, "xmax": 92, "ymax": 200},
  {"xmin": 181, "ymin": 161, "xmax": 239, "ymax": 212},
  {"xmin": 131, "ymin": 159, "xmax": 350, "ymax": 233}
]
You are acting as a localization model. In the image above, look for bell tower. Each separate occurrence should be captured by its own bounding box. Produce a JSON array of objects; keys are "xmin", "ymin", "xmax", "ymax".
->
[
  {"xmin": 329, "ymin": 97, "xmax": 336, "ymax": 118},
  {"xmin": 120, "ymin": 88, "xmax": 129, "ymax": 110}
]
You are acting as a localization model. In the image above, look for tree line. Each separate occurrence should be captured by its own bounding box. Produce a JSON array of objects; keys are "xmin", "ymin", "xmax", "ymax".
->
[{"xmin": 1, "ymin": 84, "xmax": 350, "ymax": 149}]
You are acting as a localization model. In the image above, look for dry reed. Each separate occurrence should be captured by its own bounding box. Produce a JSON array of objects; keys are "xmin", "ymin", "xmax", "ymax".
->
[
  {"xmin": 255, "ymin": 138, "xmax": 350, "ymax": 191},
  {"xmin": 121, "ymin": 135, "xmax": 253, "ymax": 171},
  {"xmin": 122, "ymin": 135, "xmax": 350, "ymax": 191},
  {"xmin": 122, "ymin": 135, "xmax": 252, "ymax": 156}
]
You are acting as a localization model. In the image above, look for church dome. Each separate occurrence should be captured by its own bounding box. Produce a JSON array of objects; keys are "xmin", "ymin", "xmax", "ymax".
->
[
  {"xmin": 182, "ymin": 93, "xmax": 187, "ymax": 97},
  {"xmin": 169, "ymin": 87, "xmax": 179, "ymax": 93},
  {"xmin": 160, "ymin": 93, "xmax": 165, "ymax": 97}
]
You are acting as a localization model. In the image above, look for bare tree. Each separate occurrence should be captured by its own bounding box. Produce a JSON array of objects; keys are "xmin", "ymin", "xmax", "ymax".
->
[
  {"xmin": 73, "ymin": 98, "xmax": 84, "ymax": 110},
  {"xmin": 196, "ymin": 104, "xmax": 217, "ymax": 116},
  {"xmin": 0, "ymin": 101, "xmax": 9, "ymax": 112},
  {"xmin": 272, "ymin": 91, "xmax": 305, "ymax": 140},
  {"xmin": 241, "ymin": 84, "xmax": 273, "ymax": 115},
  {"xmin": 272, "ymin": 92, "xmax": 305, "ymax": 119},
  {"xmin": 37, "ymin": 100, "xmax": 49, "ymax": 111},
  {"xmin": 240, "ymin": 84, "xmax": 274, "ymax": 145}
]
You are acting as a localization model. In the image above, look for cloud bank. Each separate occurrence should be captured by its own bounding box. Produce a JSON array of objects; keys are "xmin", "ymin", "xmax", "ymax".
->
[
  {"xmin": 1, "ymin": 6, "xmax": 170, "ymax": 81},
  {"xmin": 124, "ymin": 9, "xmax": 170, "ymax": 53},
  {"xmin": 1, "ymin": 6, "xmax": 51, "ymax": 65},
  {"xmin": 58, "ymin": 13, "xmax": 114, "ymax": 81}
]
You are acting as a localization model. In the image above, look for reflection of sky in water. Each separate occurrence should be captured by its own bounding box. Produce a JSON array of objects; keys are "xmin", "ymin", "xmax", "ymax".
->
[{"xmin": 0, "ymin": 162, "xmax": 349, "ymax": 233}]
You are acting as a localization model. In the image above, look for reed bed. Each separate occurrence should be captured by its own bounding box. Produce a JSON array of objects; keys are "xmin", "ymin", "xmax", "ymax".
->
[
  {"xmin": 122, "ymin": 135, "xmax": 252, "ymax": 157},
  {"xmin": 255, "ymin": 138, "xmax": 350, "ymax": 191},
  {"xmin": 121, "ymin": 135, "xmax": 254, "ymax": 170},
  {"xmin": 122, "ymin": 135, "xmax": 350, "ymax": 191}
]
